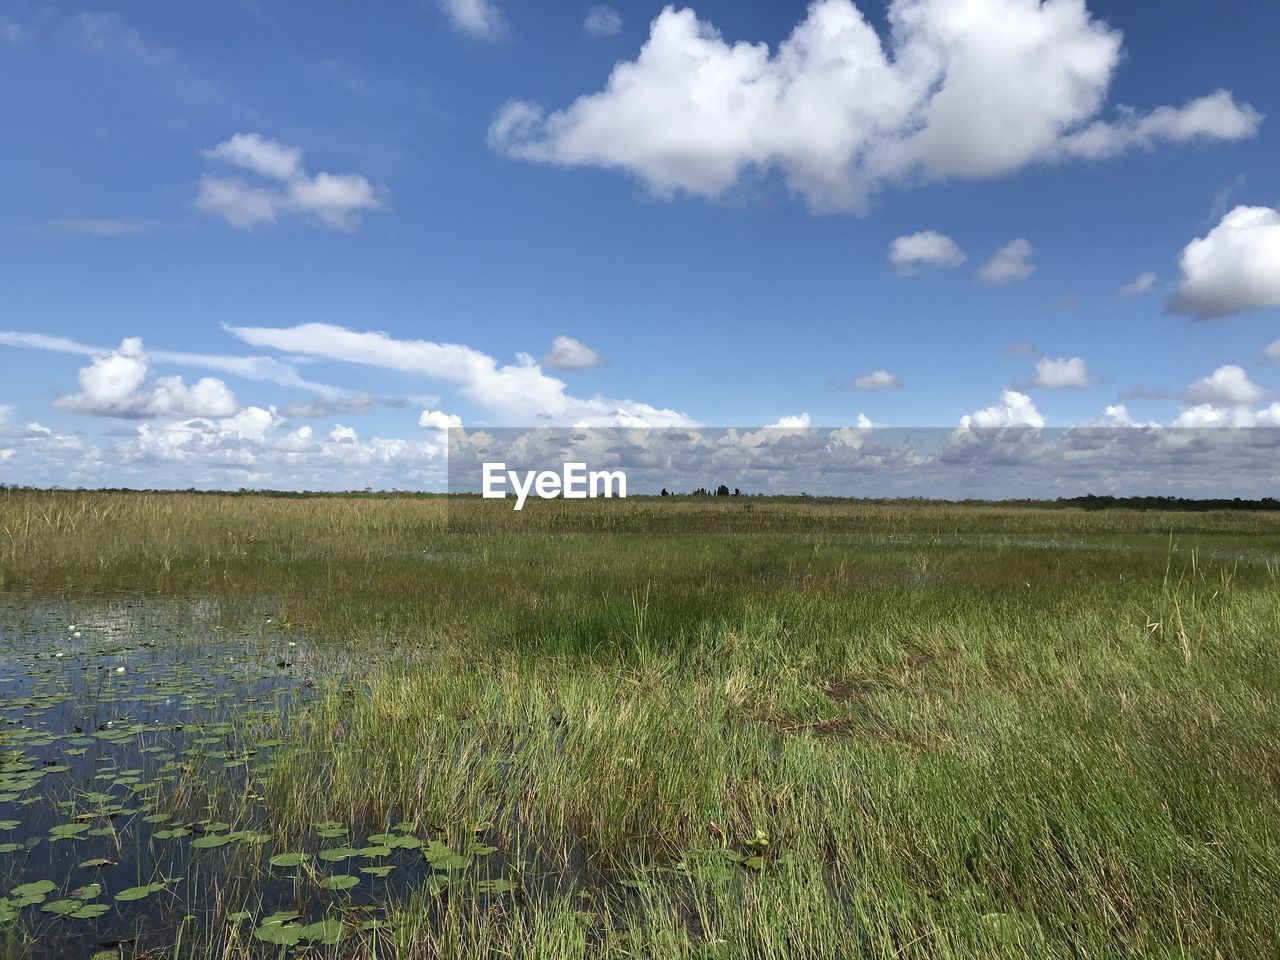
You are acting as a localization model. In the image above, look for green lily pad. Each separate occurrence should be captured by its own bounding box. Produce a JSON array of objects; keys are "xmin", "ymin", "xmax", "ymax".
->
[
  {"xmin": 318, "ymin": 846, "xmax": 358, "ymax": 863},
  {"xmin": 269, "ymin": 851, "xmax": 309, "ymax": 868},
  {"xmin": 254, "ymin": 920, "xmax": 303, "ymax": 945},
  {"xmin": 71, "ymin": 903, "xmax": 110, "ymax": 919},
  {"xmin": 190, "ymin": 834, "xmax": 232, "ymax": 849},
  {"xmin": 300, "ymin": 918, "xmax": 345, "ymax": 944},
  {"xmin": 41, "ymin": 898, "xmax": 84, "ymax": 915},
  {"xmin": 360, "ymin": 865, "xmax": 393, "ymax": 878},
  {"xmin": 115, "ymin": 882, "xmax": 165, "ymax": 902},
  {"xmin": 319, "ymin": 874, "xmax": 359, "ymax": 891}
]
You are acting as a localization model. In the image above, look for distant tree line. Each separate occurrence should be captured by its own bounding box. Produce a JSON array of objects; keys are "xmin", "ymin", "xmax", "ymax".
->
[
  {"xmin": 1, "ymin": 485, "xmax": 1276, "ymax": 510},
  {"xmin": 661, "ymin": 485, "xmax": 740, "ymax": 497}
]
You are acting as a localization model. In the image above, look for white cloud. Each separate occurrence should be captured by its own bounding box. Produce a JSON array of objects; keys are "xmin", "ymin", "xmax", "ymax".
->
[
  {"xmin": 584, "ymin": 6, "xmax": 623, "ymax": 38},
  {"xmin": 852, "ymin": 370, "xmax": 902, "ymax": 390},
  {"xmin": 978, "ymin": 239, "xmax": 1035, "ymax": 285},
  {"xmin": 1262, "ymin": 339, "xmax": 1280, "ymax": 364},
  {"xmin": 419, "ymin": 410, "xmax": 463, "ymax": 431},
  {"xmin": 0, "ymin": 329, "xmax": 341, "ymax": 397},
  {"xmin": 225, "ymin": 322, "xmax": 695, "ymax": 427},
  {"xmin": 54, "ymin": 338, "xmax": 241, "ymax": 419},
  {"xmin": 438, "ymin": 0, "xmax": 507, "ymax": 40},
  {"xmin": 958, "ymin": 389, "xmax": 1044, "ymax": 429},
  {"xmin": 1172, "ymin": 402, "xmax": 1280, "ymax": 428},
  {"xmin": 1182, "ymin": 365, "xmax": 1268, "ymax": 406},
  {"xmin": 888, "ymin": 231, "xmax": 964, "ymax": 275},
  {"xmin": 540, "ymin": 335, "xmax": 603, "ymax": 370},
  {"xmin": 769, "ymin": 413, "xmax": 812, "ymax": 429},
  {"xmin": 1118, "ymin": 271, "xmax": 1155, "ymax": 296},
  {"xmin": 1028, "ymin": 356, "xmax": 1092, "ymax": 389},
  {"xmin": 196, "ymin": 133, "xmax": 382, "ymax": 231},
  {"xmin": 489, "ymin": 0, "xmax": 1259, "ymax": 211},
  {"xmin": 1167, "ymin": 206, "xmax": 1280, "ymax": 320},
  {"xmin": 1059, "ymin": 90, "xmax": 1260, "ymax": 159},
  {"xmin": 205, "ymin": 133, "xmax": 302, "ymax": 180}
]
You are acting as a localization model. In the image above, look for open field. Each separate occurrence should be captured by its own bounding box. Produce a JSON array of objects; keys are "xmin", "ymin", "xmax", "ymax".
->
[{"xmin": 2, "ymin": 489, "xmax": 1280, "ymax": 958}]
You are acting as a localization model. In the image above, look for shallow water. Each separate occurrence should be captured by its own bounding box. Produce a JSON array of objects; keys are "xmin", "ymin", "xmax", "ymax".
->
[{"xmin": 0, "ymin": 596, "xmax": 528, "ymax": 957}]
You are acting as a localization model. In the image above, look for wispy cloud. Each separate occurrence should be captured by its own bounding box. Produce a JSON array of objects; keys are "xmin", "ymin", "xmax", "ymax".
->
[
  {"xmin": 225, "ymin": 322, "xmax": 694, "ymax": 426},
  {"xmin": 0, "ymin": 329, "xmax": 343, "ymax": 397},
  {"xmin": 19, "ymin": 218, "xmax": 164, "ymax": 239}
]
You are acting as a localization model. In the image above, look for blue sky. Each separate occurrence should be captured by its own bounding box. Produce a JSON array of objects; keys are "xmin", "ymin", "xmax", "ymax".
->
[{"xmin": 1, "ymin": 0, "xmax": 1278, "ymax": 489}]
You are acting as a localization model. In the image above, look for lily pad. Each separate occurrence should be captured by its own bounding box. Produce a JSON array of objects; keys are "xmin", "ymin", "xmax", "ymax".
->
[
  {"xmin": 190, "ymin": 834, "xmax": 232, "ymax": 849},
  {"xmin": 269, "ymin": 851, "xmax": 309, "ymax": 868},
  {"xmin": 318, "ymin": 846, "xmax": 358, "ymax": 863},
  {"xmin": 319, "ymin": 874, "xmax": 359, "ymax": 891},
  {"xmin": 300, "ymin": 917, "xmax": 345, "ymax": 944},
  {"xmin": 115, "ymin": 882, "xmax": 165, "ymax": 902}
]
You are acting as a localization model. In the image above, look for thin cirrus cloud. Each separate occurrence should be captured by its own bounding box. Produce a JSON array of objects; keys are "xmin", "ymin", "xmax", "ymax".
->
[
  {"xmin": 488, "ymin": 0, "xmax": 1260, "ymax": 212},
  {"xmin": 224, "ymin": 322, "xmax": 695, "ymax": 427},
  {"xmin": 436, "ymin": 0, "xmax": 508, "ymax": 40},
  {"xmin": 888, "ymin": 231, "xmax": 965, "ymax": 275},
  {"xmin": 195, "ymin": 133, "xmax": 383, "ymax": 231},
  {"xmin": 0, "ymin": 329, "xmax": 343, "ymax": 397},
  {"xmin": 978, "ymin": 239, "xmax": 1035, "ymax": 285},
  {"xmin": 1166, "ymin": 206, "xmax": 1280, "ymax": 320}
]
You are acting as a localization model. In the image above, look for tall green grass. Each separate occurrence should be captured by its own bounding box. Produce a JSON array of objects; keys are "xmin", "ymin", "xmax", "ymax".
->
[{"xmin": 3, "ymin": 489, "xmax": 1280, "ymax": 957}]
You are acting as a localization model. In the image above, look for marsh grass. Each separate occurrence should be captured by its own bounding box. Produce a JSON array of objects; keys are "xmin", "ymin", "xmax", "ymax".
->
[{"xmin": 2, "ymin": 490, "xmax": 1280, "ymax": 957}]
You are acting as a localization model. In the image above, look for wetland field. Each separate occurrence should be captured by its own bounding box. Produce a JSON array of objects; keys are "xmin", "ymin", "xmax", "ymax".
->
[{"xmin": 1, "ymin": 489, "xmax": 1279, "ymax": 958}]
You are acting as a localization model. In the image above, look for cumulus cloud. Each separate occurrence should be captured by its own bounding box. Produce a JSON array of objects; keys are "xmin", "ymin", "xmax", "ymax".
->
[
  {"xmin": 1169, "ymin": 364, "xmax": 1280, "ymax": 430},
  {"xmin": 1025, "ymin": 356, "xmax": 1093, "ymax": 389},
  {"xmin": 1167, "ymin": 206, "xmax": 1280, "ymax": 320},
  {"xmin": 195, "ymin": 133, "xmax": 383, "ymax": 231},
  {"xmin": 437, "ymin": 0, "xmax": 507, "ymax": 40},
  {"xmin": 978, "ymin": 239, "xmax": 1035, "ymax": 285},
  {"xmin": 540, "ymin": 335, "xmax": 603, "ymax": 370},
  {"xmin": 419, "ymin": 409, "xmax": 463, "ymax": 431},
  {"xmin": 1172, "ymin": 403, "xmax": 1280, "ymax": 428},
  {"xmin": 584, "ymin": 5, "xmax": 623, "ymax": 37},
  {"xmin": 1262, "ymin": 339, "xmax": 1280, "ymax": 364},
  {"xmin": 1182, "ymin": 365, "xmax": 1268, "ymax": 406},
  {"xmin": 225, "ymin": 322, "xmax": 694, "ymax": 427},
  {"xmin": 888, "ymin": 231, "xmax": 964, "ymax": 275},
  {"xmin": 852, "ymin": 370, "xmax": 902, "ymax": 390},
  {"xmin": 55, "ymin": 338, "xmax": 240, "ymax": 419},
  {"xmin": 1118, "ymin": 271, "xmax": 1155, "ymax": 296},
  {"xmin": 489, "ymin": 0, "xmax": 1259, "ymax": 211},
  {"xmin": 958, "ymin": 389, "xmax": 1044, "ymax": 429}
]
